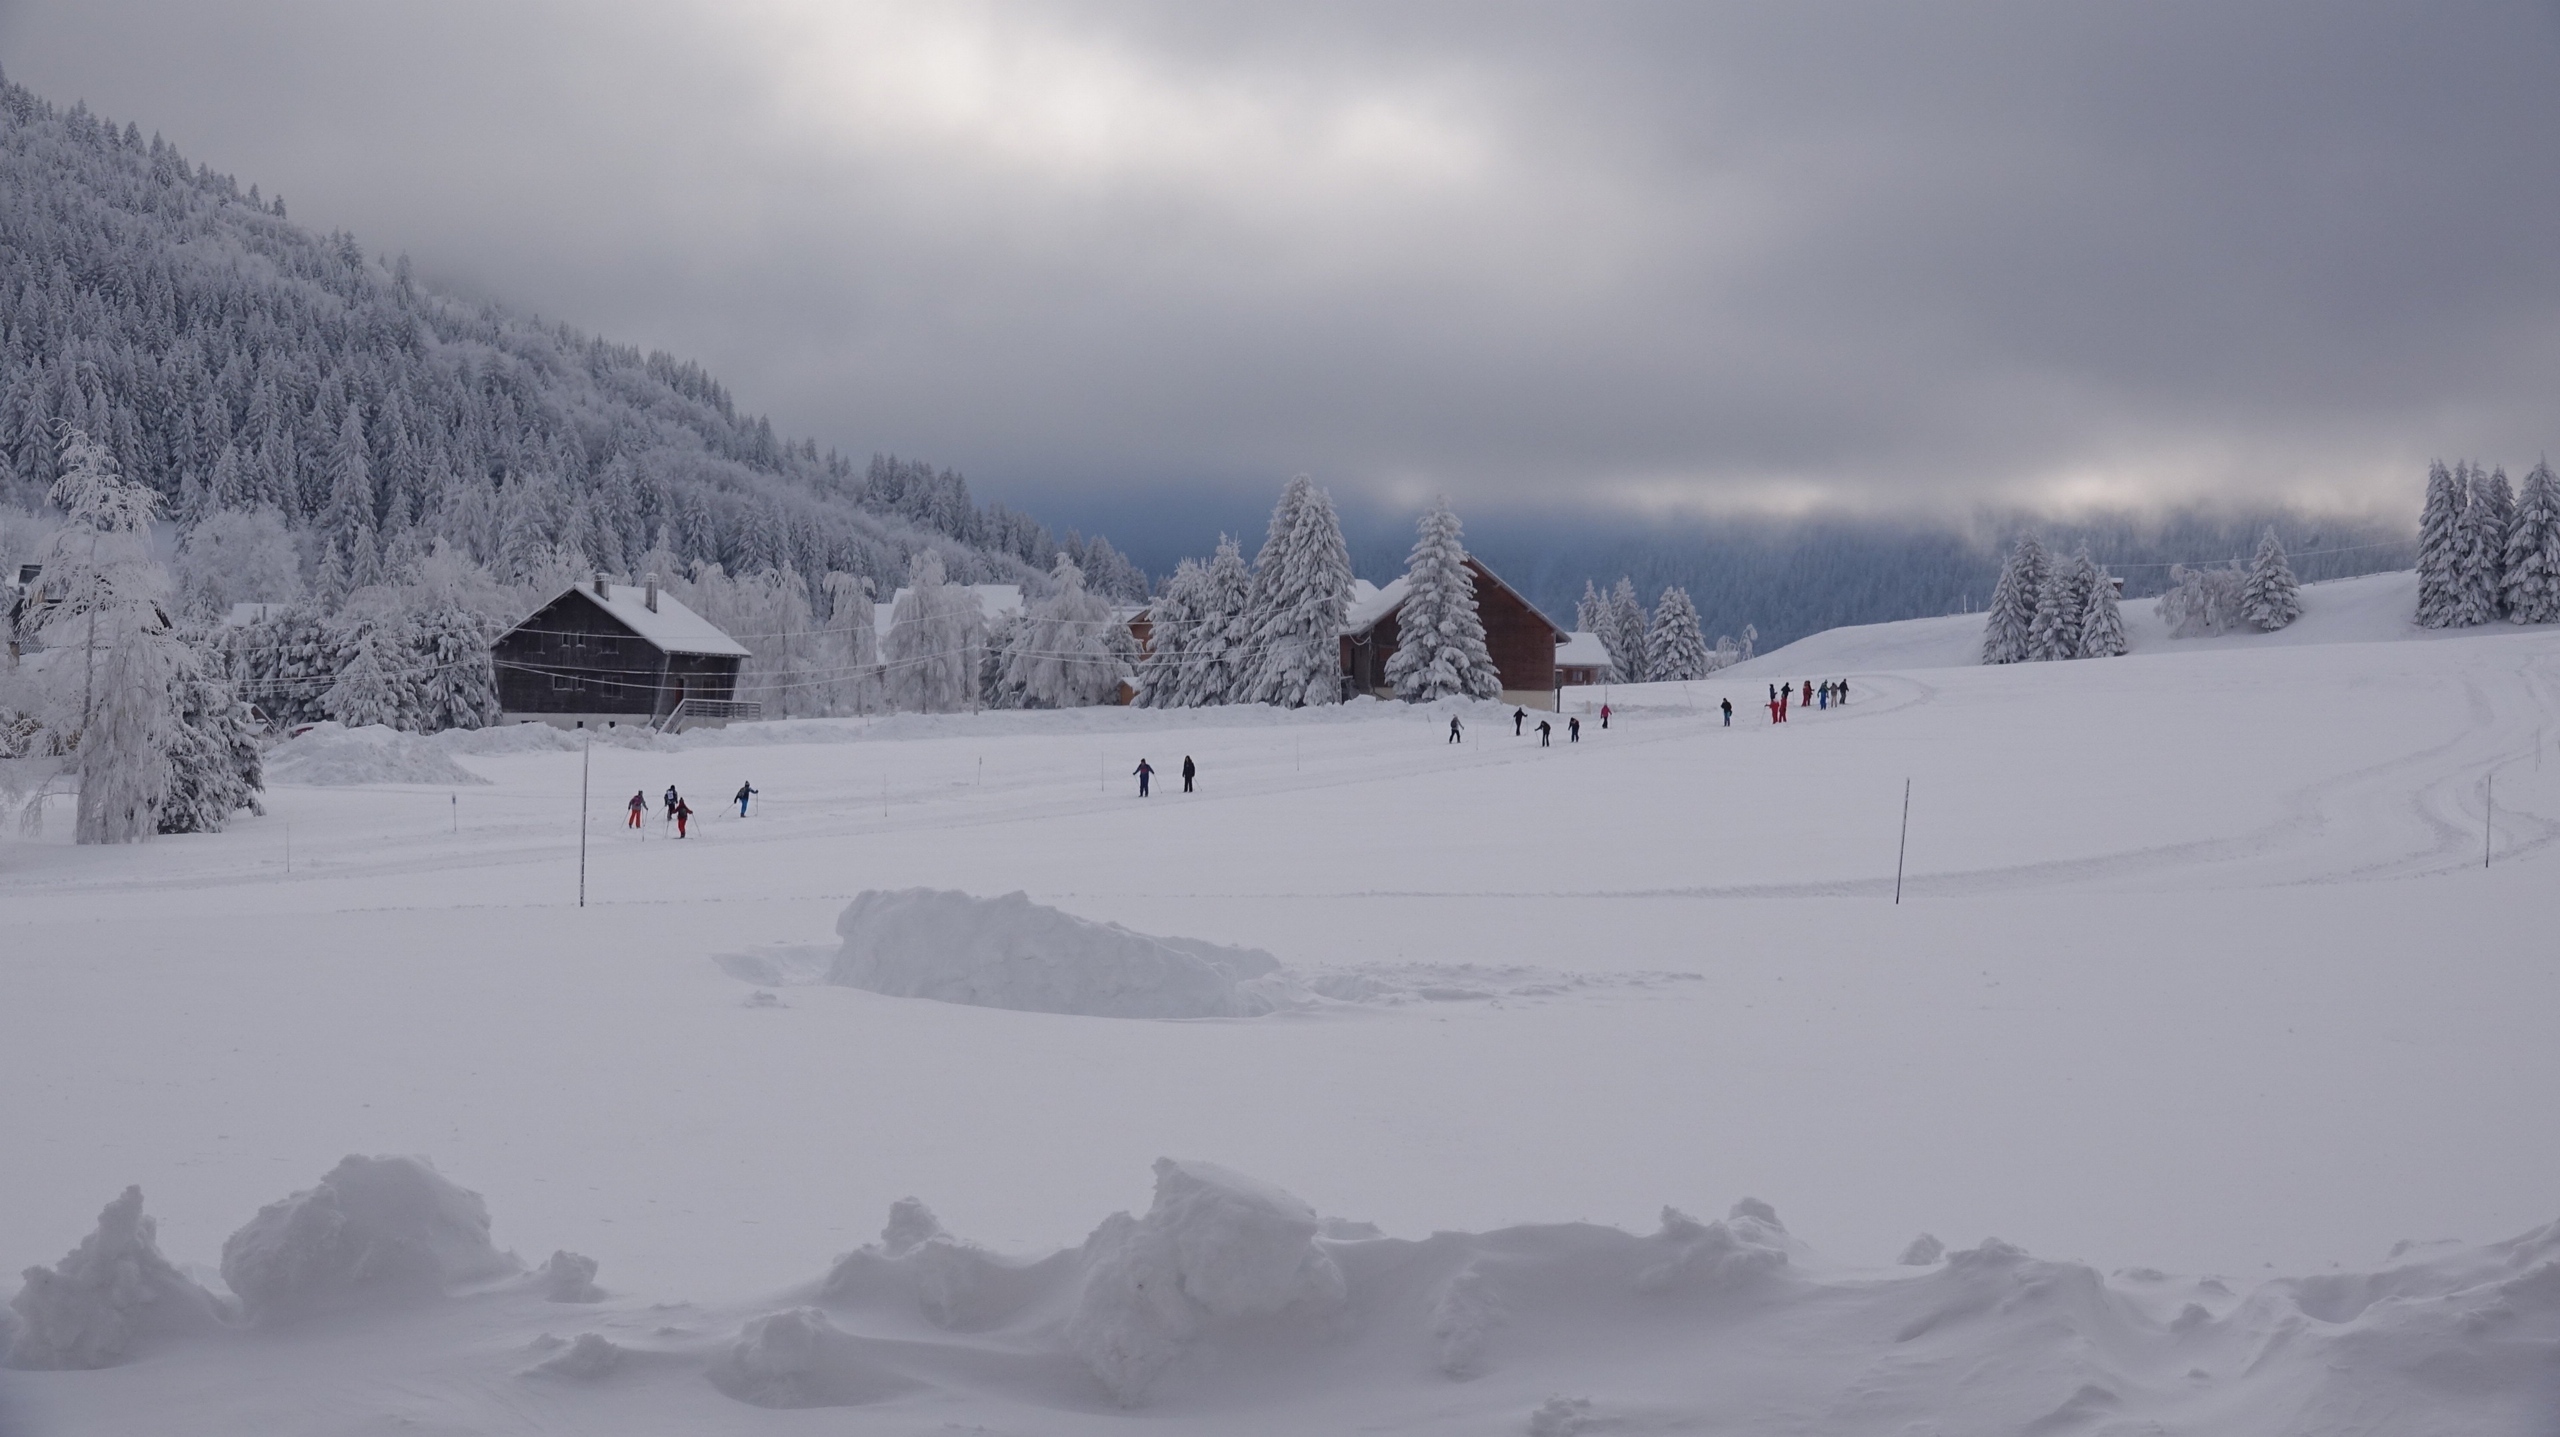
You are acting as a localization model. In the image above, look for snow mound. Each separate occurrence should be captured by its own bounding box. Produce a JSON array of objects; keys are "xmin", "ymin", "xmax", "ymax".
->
[
  {"xmin": 706, "ymin": 1306, "xmax": 926, "ymax": 1408},
  {"xmin": 264, "ymin": 723, "xmax": 489, "ymax": 786},
  {"xmin": 538, "ymin": 1250, "xmax": 603, "ymax": 1303},
  {"xmin": 218, "ymin": 1155, "xmax": 521, "ymax": 1322},
  {"xmin": 524, "ymin": 1331, "xmax": 627, "ymax": 1380},
  {"xmin": 1067, "ymin": 1158, "xmax": 1348, "ymax": 1404},
  {"xmin": 829, "ymin": 888, "xmax": 1291, "ymax": 1020},
  {"xmin": 6, "ymin": 1186, "xmax": 229, "ymax": 1369},
  {"xmin": 817, "ymin": 1197, "xmax": 1081, "ymax": 1332}
]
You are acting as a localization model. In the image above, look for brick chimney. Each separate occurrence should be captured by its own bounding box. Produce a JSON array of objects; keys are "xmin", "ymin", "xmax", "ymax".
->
[{"xmin": 644, "ymin": 574, "xmax": 659, "ymax": 612}]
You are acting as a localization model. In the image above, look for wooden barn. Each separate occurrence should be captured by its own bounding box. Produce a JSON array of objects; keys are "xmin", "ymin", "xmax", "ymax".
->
[
  {"xmin": 1340, "ymin": 559, "xmax": 1568, "ymax": 708},
  {"xmin": 492, "ymin": 576, "xmax": 755, "ymax": 731}
]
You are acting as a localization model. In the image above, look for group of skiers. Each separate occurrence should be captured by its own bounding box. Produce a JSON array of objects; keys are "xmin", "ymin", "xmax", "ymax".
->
[
  {"xmin": 1131, "ymin": 756, "xmax": 1197, "ymax": 797},
  {"xmin": 1763, "ymin": 679, "xmax": 1847, "ymax": 724},
  {"xmin": 624, "ymin": 780, "xmax": 760, "ymax": 837}
]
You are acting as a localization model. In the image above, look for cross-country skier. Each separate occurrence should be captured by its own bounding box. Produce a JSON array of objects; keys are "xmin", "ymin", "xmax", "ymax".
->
[
  {"xmin": 1537, "ymin": 719, "xmax": 1552, "ymax": 747},
  {"xmin": 1133, "ymin": 759, "xmax": 1154, "ymax": 797},
  {"xmin": 1569, "ymin": 716, "xmax": 1581, "ymax": 742},
  {"xmin": 1600, "ymin": 703, "xmax": 1612, "ymax": 730},
  {"xmin": 1721, "ymin": 698, "xmax": 1733, "ymax": 726},
  {"xmin": 1181, "ymin": 756, "xmax": 1196, "ymax": 793},
  {"xmin": 735, "ymin": 781, "xmax": 758, "ymax": 816},
  {"xmin": 627, "ymin": 791, "xmax": 646, "ymax": 828},
  {"xmin": 663, "ymin": 785, "xmax": 680, "ymax": 822},
  {"xmin": 1514, "ymin": 707, "xmax": 1526, "ymax": 736},
  {"xmin": 1449, "ymin": 716, "xmax": 1464, "ymax": 743},
  {"xmin": 673, "ymin": 797, "xmax": 693, "ymax": 838}
]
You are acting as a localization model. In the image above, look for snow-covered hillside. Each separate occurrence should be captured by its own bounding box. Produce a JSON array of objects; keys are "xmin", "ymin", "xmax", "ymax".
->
[{"xmin": 5, "ymin": 582, "xmax": 2557, "ymax": 1435}]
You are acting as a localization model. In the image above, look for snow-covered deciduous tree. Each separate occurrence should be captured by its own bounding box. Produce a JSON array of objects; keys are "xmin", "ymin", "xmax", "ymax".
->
[
  {"xmin": 883, "ymin": 549, "xmax": 979, "ymax": 713},
  {"xmin": 1644, "ymin": 587, "xmax": 1712, "ymax": 681},
  {"xmin": 1136, "ymin": 558, "xmax": 1203, "ymax": 708},
  {"xmin": 2027, "ymin": 549, "xmax": 2092, "ymax": 661},
  {"xmin": 819, "ymin": 571, "xmax": 883, "ymax": 713},
  {"xmin": 2454, "ymin": 463, "xmax": 2510, "ymax": 626},
  {"xmin": 75, "ymin": 608, "xmax": 175, "ymax": 844},
  {"xmin": 1979, "ymin": 536, "xmax": 2046, "ymax": 663},
  {"xmin": 31, "ymin": 428, "xmax": 166, "ymax": 730},
  {"xmin": 2159, "ymin": 564, "xmax": 2248, "ymax": 638},
  {"xmin": 2239, "ymin": 526, "xmax": 2301, "ymax": 631},
  {"xmin": 1008, "ymin": 556, "xmax": 1134, "ymax": 708},
  {"xmin": 979, "ymin": 608, "xmax": 1027, "ymax": 709},
  {"xmin": 2078, "ymin": 566, "xmax": 2128, "ymax": 657},
  {"xmin": 2501, "ymin": 460, "xmax": 2560, "ymax": 625},
  {"xmin": 1384, "ymin": 501, "xmax": 1500, "ymax": 702},
  {"xmin": 2414, "ymin": 461, "xmax": 2466, "ymax": 628},
  {"xmin": 174, "ymin": 507, "xmax": 299, "ymax": 620},
  {"xmin": 1242, "ymin": 476, "xmax": 1352, "ymax": 707}
]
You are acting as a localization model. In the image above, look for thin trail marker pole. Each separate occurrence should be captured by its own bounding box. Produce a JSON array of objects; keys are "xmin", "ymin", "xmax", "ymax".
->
[
  {"xmin": 284, "ymin": 822, "xmax": 290, "ymax": 875},
  {"xmin": 2485, "ymin": 772, "xmax": 2493, "ymax": 870},
  {"xmin": 450, "ymin": 793, "xmax": 457, "ymax": 833},
  {"xmin": 882, "ymin": 776, "xmax": 888, "ymax": 818},
  {"xmin": 578, "ymin": 729, "xmax": 591, "ymax": 908},
  {"xmin": 1894, "ymin": 779, "xmax": 1911, "ymax": 905}
]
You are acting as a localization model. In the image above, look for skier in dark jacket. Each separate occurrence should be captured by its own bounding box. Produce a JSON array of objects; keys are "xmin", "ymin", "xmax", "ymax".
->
[
  {"xmin": 1133, "ymin": 759, "xmax": 1154, "ymax": 797},
  {"xmin": 735, "ymin": 781, "xmax": 758, "ymax": 816},
  {"xmin": 627, "ymin": 791, "xmax": 647, "ymax": 828},
  {"xmin": 1568, "ymin": 716, "xmax": 1581, "ymax": 742},
  {"xmin": 1514, "ymin": 707, "xmax": 1526, "ymax": 736},
  {"xmin": 1448, "ymin": 716, "xmax": 1463, "ymax": 743},
  {"xmin": 1721, "ymin": 698, "xmax": 1733, "ymax": 726},
  {"xmin": 663, "ymin": 785, "xmax": 680, "ymax": 822},
  {"xmin": 673, "ymin": 798, "xmax": 693, "ymax": 838},
  {"xmin": 1537, "ymin": 719, "xmax": 1552, "ymax": 747},
  {"xmin": 1181, "ymin": 756, "xmax": 1196, "ymax": 793}
]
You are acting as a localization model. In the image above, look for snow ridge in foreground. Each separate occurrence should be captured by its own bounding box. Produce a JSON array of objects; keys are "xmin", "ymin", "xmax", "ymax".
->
[{"xmin": 10, "ymin": 1157, "xmax": 2557, "ymax": 1434}]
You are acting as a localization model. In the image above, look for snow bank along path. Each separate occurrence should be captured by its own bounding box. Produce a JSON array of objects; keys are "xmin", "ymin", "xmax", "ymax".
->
[
  {"xmin": 7, "ymin": 568, "xmax": 2560, "ymax": 1433},
  {"xmin": 10, "ymin": 1155, "xmax": 2557, "ymax": 1435}
]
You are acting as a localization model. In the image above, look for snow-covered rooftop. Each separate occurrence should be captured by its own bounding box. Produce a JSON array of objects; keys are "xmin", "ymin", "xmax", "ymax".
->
[
  {"xmin": 1556, "ymin": 631, "xmax": 1610, "ymax": 668},
  {"xmin": 1343, "ymin": 577, "xmax": 1409, "ymax": 635},
  {"xmin": 527, "ymin": 582, "xmax": 750, "ymax": 658}
]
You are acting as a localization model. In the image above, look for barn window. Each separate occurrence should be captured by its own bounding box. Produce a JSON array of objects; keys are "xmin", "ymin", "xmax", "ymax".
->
[
  {"xmin": 550, "ymin": 674, "xmax": 581, "ymax": 693},
  {"xmin": 596, "ymin": 636, "xmax": 620, "ymax": 657}
]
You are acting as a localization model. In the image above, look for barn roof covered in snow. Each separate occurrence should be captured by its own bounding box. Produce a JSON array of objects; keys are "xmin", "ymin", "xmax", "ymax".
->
[
  {"xmin": 514, "ymin": 582, "xmax": 751, "ymax": 658},
  {"xmin": 1555, "ymin": 631, "xmax": 1611, "ymax": 669}
]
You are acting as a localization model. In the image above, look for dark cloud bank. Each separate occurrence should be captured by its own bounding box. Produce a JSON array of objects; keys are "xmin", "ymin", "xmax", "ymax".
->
[{"xmin": 2, "ymin": 1, "xmax": 2551, "ymax": 635}]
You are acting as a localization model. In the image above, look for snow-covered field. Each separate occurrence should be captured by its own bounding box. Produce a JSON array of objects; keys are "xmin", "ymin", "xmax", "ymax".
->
[{"xmin": 5, "ymin": 569, "xmax": 2558, "ymax": 1434}]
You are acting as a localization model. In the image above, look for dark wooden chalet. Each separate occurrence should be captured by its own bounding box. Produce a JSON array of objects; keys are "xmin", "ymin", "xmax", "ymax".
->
[
  {"xmin": 493, "ymin": 576, "xmax": 755, "ymax": 730},
  {"xmin": 1340, "ymin": 558, "xmax": 1569, "ymax": 709}
]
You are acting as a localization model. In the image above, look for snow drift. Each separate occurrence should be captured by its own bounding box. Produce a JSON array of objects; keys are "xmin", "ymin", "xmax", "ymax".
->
[
  {"xmin": 262, "ymin": 723, "xmax": 490, "ymax": 786},
  {"xmin": 5, "ymin": 1186, "xmax": 228, "ymax": 1369},
  {"xmin": 217, "ymin": 1154, "xmax": 520, "ymax": 1321},
  {"xmin": 829, "ymin": 888, "xmax": 1292, "ymax": 1019},
  {"xmin": 10, "ymin": 1153, "xmax": 2559, "ymax": 1432}
]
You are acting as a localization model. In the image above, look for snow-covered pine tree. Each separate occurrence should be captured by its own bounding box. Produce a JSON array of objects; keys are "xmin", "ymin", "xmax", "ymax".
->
[
  {"xmin": 1978, "ymin": 536, "xmax": 2046, "ymax": 663},
  {"xmin": 1186, "ymin": 535, "xmax": 1254, "ymax": 706},
  {"xmin": 1007, "ymin": 556, "xmax": 1133, "ymax": 708},
  {"xmin": 173, "ymin": 506, "xmax": 299, "ymax": 620},
  {"xmin": 1242, "ymin": 477, "xmax": 1353, "ymax": 707},
  {"xmin": 2502, "ymin": 460, "xmax": 2560, "ymax": 625},
  {"xmin": 405, "ymin": 605, "xmax": 502, "ymax": 732},
  {"xmin": 76, "ymin": 608, "xmax": 175, "ymax": 844},
  {"xmin": 1740, "ymin": 624, "xmax": 1757, "ymax": 661},
  {"xmin": 322, "ymin": 622, "xmax": 410, "ymax": 729},
  {"xmin": 1604, "ymin": 577, "xmax": 1650, "ymax": 684},
  {"xmin": 2239, "ymin": 526, "xmax": 2301, "ymax": 631},
  {"xmin": 2413, "ymin": 461, "xmax": 2466, "ymax": 627},
  {"xmin": 883, "ymin": 549, "xmax": 980, "ymax": 713},
  {"xmin": 1576, "ymin": 581, "xmax": 1607, "ymax": 643},
  {"xmin": 2455, "ymin": 465, "xmax": 2513, "ymax": 627},
  {"xmin": 1384, "ymin": 500, "xmax": 1501, "ymax": 702},
  {"xmin": 160, "ymin": 633, "xmax": 264, "ymax": 833},
  {"xmin": 2078, "ymin": 565, "xmax": 2128, "ymax": 657},
  {"xmin": 2027, "ymin": 549, "xmax": 2091, "ymax": 661},
  {"xmin": 1136, "ymin": 558, "xmax": 1204, "ymax": 707},
  {"xmin": 978, "ymin": 608, "xmax": 1027, "ymax": 709},
  {"xmin": 29, "ymin": 428, "xmax": 167, "ymax": 731},
  {"xmin": 1644, "ymin": 587, "xmax": 1712, "ymax": 681}
]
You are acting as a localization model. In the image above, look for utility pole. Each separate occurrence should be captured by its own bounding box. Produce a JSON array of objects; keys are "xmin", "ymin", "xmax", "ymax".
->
[{"xmin": 578, "ymin": 727, "xmax": 591, "ymax": 907}]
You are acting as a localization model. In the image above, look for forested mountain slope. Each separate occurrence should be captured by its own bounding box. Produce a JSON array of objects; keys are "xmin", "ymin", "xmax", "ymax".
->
[{"xmin": 0, "ymin": 67, "xmax": 1147, "ymax": 601}]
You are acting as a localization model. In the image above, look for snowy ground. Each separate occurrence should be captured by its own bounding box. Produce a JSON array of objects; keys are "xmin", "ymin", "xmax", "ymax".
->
[{"xmin": 5, "ymin": 569, "xmax": 2558, "ymax": 1434}]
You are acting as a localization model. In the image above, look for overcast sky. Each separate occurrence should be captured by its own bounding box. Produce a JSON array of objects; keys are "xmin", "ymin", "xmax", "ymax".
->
[{"xmin": 5, "ymin": 1, "xmax": 2556, "ymax": 528}]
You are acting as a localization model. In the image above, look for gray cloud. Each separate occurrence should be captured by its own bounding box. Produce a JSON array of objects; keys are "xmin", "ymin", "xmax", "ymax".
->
[{"xmin": 4, "ymin": 0, "xmax": 2555, "ymax": 523}]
